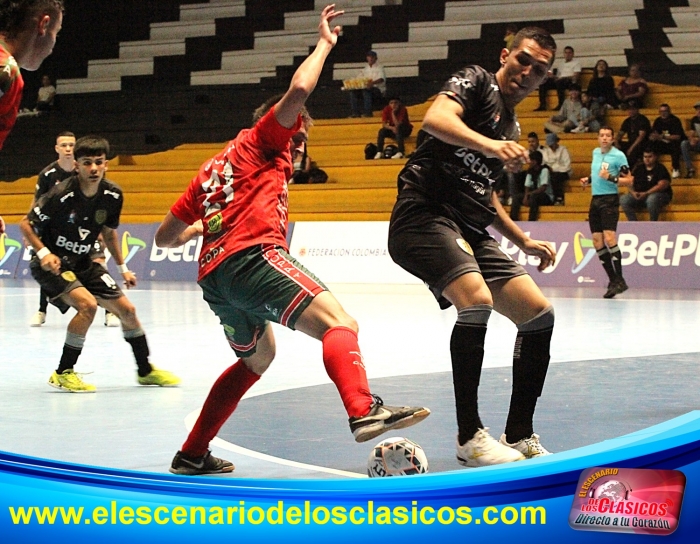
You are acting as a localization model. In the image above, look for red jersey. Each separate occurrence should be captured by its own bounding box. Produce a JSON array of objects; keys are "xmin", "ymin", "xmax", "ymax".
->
[
  {"xmin": 381, "ymin": 104, "xmax": 412, "ymax": 131},
  {"xmin": 0, "ymin": 41, "xmax": 24, "ymax": 150},
  {"xmin": 171, "ymin": 108, "xmax": 301, "ymax": 280}
]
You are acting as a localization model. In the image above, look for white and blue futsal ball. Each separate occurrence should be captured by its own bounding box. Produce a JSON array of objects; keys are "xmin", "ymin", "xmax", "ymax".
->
[{"xmin": 367, "ymin": 437, "xmax": 429, "ymax": 477}]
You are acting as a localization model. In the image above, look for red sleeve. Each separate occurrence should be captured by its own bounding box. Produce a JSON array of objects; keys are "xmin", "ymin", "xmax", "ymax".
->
[
  {"xmin": 252, "ymin": 108, "xmax": 302, "ymax": 152},
  {"xmin": 170, "ymin": 179, "xmax": 200, "ymax": 225},
  {"xmin": 381, "ymin": 106, "xmax": 391, "ymax": 124}
]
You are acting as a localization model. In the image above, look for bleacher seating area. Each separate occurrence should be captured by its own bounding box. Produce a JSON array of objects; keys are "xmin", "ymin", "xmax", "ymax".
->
[{"xmin": 1, "ymin": 0, "xmax": 699, "ymax": 224}]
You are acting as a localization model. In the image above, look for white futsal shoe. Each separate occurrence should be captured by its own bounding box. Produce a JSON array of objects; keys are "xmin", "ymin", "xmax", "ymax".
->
[{"xmin": 457, "ymin": 428, "xmax": 525, "ymax": 467}]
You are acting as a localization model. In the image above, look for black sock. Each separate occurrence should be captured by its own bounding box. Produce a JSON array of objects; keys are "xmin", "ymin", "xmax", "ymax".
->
[
  {"xmin": 451, "ymin": 305, "xmax": 492, "ymax": 445},
  {"xmin": 597, "ymin": 247, "xmax": 616, "ymax": 282},
  {"xmin": 39, "ymin": 289, "xmax": 49, "ymax": 313},
  {"xmin": 505, "ymin": 307, "xmax": 554, "ymax": 444},
  {"xmin": 609, "ymin": 245, "xmax": 623, "ymax": 279},
  {"xmin": 57, "ymin": 345, "xmax": 82, "ymax": 374},
  {"xmin": 125, "ymin": 334, "xmax": 152, "ymax": 377}
]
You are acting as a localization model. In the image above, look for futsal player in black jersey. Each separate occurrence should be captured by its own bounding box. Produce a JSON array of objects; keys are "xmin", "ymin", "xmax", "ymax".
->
[
  {"xmin": 29, "ymin": 131, "xmax": 120, "ymax": 327},
  {"xmin": 20, "ymin": 136, "xmax": 180, "ymax": 392},
  {"xmin": 388, "ymin": 28, "xmax": 558, "ymax": 467}
]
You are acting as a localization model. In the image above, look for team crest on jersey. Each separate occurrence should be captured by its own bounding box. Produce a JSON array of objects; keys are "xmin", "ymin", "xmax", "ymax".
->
[
  {"xmin": 456, "ymin": 238, "xmax": 474, "ymax": 255},
  {"xmin": 68, "ymin": 210, "xmax": 76, "ymax": 224},
  {"xmin": 61, "ymin": 271, "xmax": 77, "ymax": 282},
  {"xmin": 95, "ymin": 210, "xmax": 107, "ymax": 225},
  {"xmin": 207, "ymin": 212, "xmax": 223, "ymax": 234},
  {"xmin": 488, "ymin": 113, "xmax": 501, "ymax": 131}
]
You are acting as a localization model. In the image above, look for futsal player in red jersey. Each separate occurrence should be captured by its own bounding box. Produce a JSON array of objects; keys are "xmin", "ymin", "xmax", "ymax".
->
[
  {"xmin": 156, "ymin": 5, "xmax": 430, "ymax": 476},
  {"xmin": 0, "ymin": 0, "xmax": 63, "ymax": 234}
]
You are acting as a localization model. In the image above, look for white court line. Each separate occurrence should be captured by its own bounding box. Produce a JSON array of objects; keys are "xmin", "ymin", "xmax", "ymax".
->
[{"xmin": 184, "ymin": 409, "xmax": 366, "ymax": 479}]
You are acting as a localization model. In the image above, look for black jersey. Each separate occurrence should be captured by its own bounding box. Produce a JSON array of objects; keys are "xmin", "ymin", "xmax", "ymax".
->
[
  {"xmin": 398, "ymin": 65, "xmax": 519, "ymax": 233},
  {"xmin": 27, "ymin": 176, "xmax": 123, "ymax": 270},
  {"xmin": 631, "ymin": 162, "xmax": 673, "ymax": 196},
  {"xmin": 34, "ymin": 161, "xmax": 74, "ymax": 202}
]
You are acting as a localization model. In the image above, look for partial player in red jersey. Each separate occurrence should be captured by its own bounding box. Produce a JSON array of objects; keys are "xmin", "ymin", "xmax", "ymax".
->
[
  {"xmin": 156, "ymin": 5, "xmax": 430, "ymax": 476},
  {"xmin": 0, "ymin": 0, "xmax": 64, "ymax": 233}
]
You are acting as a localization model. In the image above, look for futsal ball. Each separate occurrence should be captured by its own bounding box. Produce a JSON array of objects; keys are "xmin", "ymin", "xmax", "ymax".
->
[{"xmin": 367, "ymin": 437, "xmax": 428, "ymax": 477}]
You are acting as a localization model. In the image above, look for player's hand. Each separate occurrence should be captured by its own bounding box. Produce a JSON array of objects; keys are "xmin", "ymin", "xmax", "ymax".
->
[
  {"xmin": 521, "ymin": 239, "xmax": 556, "ymax": 272},
  {"xmin": 598, "ymin": 166, "xmax": 610, "ymax": 180},
  {"xmin": 580, "ymin": 176, "xmax": 590, "ymax": 186},
  {"xmin": 41, "ymin": 253, "xmax": 62, "ymax": 275},
  {"xmin": 319, "ymin": 4, "xmax": 344, "ymax": 47},
  {"xmin": 122, "ymin": 271, "xmax": 137, "ymax": 289},
  {"xmin": 483, "ymin": 140, "xmax": 528, "ymax": 164}
]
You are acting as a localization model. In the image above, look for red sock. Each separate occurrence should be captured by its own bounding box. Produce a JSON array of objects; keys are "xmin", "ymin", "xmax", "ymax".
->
[
  {"xmin": 182, "ymin": 359, "xmax": 260, "ymax": 457},
  {"xmin": 322, "ymin": 326, "xmax": 373, "ymax": 418}
]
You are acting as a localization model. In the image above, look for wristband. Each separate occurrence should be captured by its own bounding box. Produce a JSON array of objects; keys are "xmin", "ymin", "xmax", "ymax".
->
[
  {"xmin": 36, "ymin": 247, "xmax": 51, "ymax": 260},
  {"xmin": 117, "ymin": 264, "xmax": 129, "ymax": 274}
]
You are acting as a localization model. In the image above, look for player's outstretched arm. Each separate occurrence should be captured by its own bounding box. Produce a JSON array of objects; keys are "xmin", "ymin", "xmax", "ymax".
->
[
  {"xmin": 155, "ymin": 212, "xmax": 203, "ymax": 248},
  {"xmin": 274, "ymin": 5, "xmax": 343, "ymax": 128},
  {"xmin": 19, "ymin": 215, "xmax": 61, "ymax": 274}
]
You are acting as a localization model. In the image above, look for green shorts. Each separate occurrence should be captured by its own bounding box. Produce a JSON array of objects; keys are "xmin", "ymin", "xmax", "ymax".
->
[{"xmin": 198, "ymin": 244, "xmax": 327, "ymax": 357}]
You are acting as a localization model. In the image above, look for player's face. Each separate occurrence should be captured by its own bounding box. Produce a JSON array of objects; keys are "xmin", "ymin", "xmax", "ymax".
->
[
  {"xmin": 499, "ymin": 39, "xmax": 553, "ymax": 103},
  {"xmin": 55, "ymin": 137, "xmax": 75, "ymax": 161},
  {"xmin": 598, "ymin": 129, "xmax": 614, "ymax": 150},
  {"xmin": 75, "ymin": 154, "xmax": 108, "ymax": 185},
  {"xmin": 643, "ymin": 152, "xmax": 656, "ymax": 168},
  {"xmin": 22, "ymin": 11, "xmax": 63, "ymax": 71}
]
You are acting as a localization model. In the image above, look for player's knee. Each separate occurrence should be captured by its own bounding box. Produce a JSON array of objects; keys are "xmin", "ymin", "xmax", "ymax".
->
[
  {"xmin": 335, "ymin": 313, "xmax": 358, "ymax": 333},
  {"xmin": 116, "ymin": 302, "xmax": 137, "ymax": 323},
  {"xmin": 243, "ymin": 350, "xmax": 275, "ymax": 375},
  {"xmin": 518, "ymin": 305, "xmax": 555, "ymax": 332},
  {"xmin": 76, "ymin": 299, "xmax": 98, "ymax": 319}
]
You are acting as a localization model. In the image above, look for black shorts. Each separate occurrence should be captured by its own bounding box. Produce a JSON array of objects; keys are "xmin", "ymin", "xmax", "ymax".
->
[
  {"xmin": 388, "ymin": 194, "xmax": 526, "ymax": 309},
  {"xmin": 198, "ymin": 244, "xmax": 327, "ymax": 357},
  {"xmin": 589, "ymin": 194, "xmax": 620, "ymax": 233},
  {"xmin": 30, "ymin": 259, "xmax": 124, "ymax": 307}
]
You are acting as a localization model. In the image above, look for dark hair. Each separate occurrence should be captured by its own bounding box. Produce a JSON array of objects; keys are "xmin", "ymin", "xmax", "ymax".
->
[
  {"xmin": 505, "ymin": 24, "xmax": 518, "ymax": 34},
  {"xmin": 56, "ymin": 131, "xmax": 74, "ymax": 139},
  {"xmin": 598, "ymin": 126, "xmax": 615, "ymax": 137},
  {"xmin": 510, "ymin": 27, "xmax": 557, "ymax": 65},
  {"xmin": 564, "ymin": 46, "xmax": 574, "ymax": 53},
  {"xmin": 592, "ymin": 59, "xmax": 609, "ymax": 78},
  {"xmin": 74, "ymin": 136, "xmax": 109, "ymax": 159},
  {"xmin": 0, "ymin": 0, "xmax": 63, "ymax": 36},
  {"xmin": 252, "ymin": 93, "xmax": 311, "ymax": 127},
  {"xmin": 529, "ymin": 150, "xmax": 543, "ymax": 165},
  {"xmin": 642, "ymin": 146, "xmax": 657, "ymax": 155},
  {"xmin": 386, "ymin": 95, "xmax": 401, "ymax": 102},
  {"xmin": 626, "ymin": 99, "xmax": 640, "ymax": 109},
  {"xmin": 527, "ymin": 131, "xmax": 539, "ymax": 139},
  {"xmin": 569, "ymin": 83, "xmax": 581, "ymax": 92},
  {"xmin": 659, "ymin": 103, "xmax": 671, "ymax": 111}
]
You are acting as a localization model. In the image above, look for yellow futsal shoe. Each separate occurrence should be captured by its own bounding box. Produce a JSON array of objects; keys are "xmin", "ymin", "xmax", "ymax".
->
[
  {"xmin": 137, "ymin": 367, "xmax": 181, "ymax": 387},
  {"xmin": 48, "ymin": 370, "xmax": 96, "ymax": 393}
]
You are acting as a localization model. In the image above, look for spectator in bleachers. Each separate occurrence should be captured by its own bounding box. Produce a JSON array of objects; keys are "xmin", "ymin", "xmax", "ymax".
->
[
  {"xmin": 523, "ymin": 151, "xmax": 554, "ymax": 221},
  {"xmin": 375, "ymin": 96, "xmax": 412, "ymax": 159},
  {"xmin": 509, "ymin": 132, "xmax": 545, "ymax": 219},
  {"xmin": 348, "ymin": 50, "xmax": 386, "ymax": 118},
  {"xmin": 620, "ymin": 148, "xmax": 672, "ymax": 221},
  {"xmin": 615, "ymin": 99, "xmax": 650, "ymax": 170},
  {"xmin": 572, "ymin": 90, "xmax": 604, "ymax": 133},
  {"xmin": 543, "ymin": 84, "xmax": 582, "ymax": 134},
  {"xmin": 680, "ymin": 100, "xmax": 700, "ymax": 178},
  {"xmin": 535, "ymin": 45, "xmax": 580, "ymax": 111},
  {"xmin": 503, "ymin": 24, "xmax": 518, "ymax": 51},
  {"xmin": 35, "ymin": 74, "xmax": 56, "ymax": 111},
  {"xmin": 586, "ymin": 59, "xmax": 618, "ymax": 109},
  {"xmin": 649, "ymin": 103, "xmax": 686, "ymax": 179},
  {"xmin": 289, "ymin": 138, "xmax": 327, "ymax": 184},
  {"xmin": 541, "ymin": 132, "xmax": 572, "ymax": 205},
  {"xmin": 616, "ymin": 64, "xmax": 648, "ymax": 108}
]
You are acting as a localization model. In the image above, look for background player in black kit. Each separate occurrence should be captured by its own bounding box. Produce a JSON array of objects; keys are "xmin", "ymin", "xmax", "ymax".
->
[
  {"xmin": 19, "ymin": 136, "xmax": 180, "ymax": 392},
  {"xmin": 388, "ymin": 27, "xmax": 558, "ymax": 467},
  {"xmin": 29, "ymin": 131, "xmax": 120, "ymax": 327}
]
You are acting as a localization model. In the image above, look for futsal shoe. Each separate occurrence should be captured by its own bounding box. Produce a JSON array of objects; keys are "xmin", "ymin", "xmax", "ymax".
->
[
  {"xmin": 499, "ymin": 433, "xmax": 551, "ymax": 458},
  {"xmin": 349, "ymin": 395, "xmax": 430, "ymax": 443},
  {"xmin": 104, "ymin": 312, "xmax": 120, "ymax": 327},
  {"xmin": 48, "ymin": 370, "xmax": 96, "ymax": 393},
  {"xmin": 613, "ymin": 277, "xmax": 629, "ymax": 296},
  {"xmin": 30, "ymin": 311, "xmax": 46, "ymax": 327},
  {"xmin": 169, "ymin": 450, "xmax": 234, "ymax": 476},
  {"xmin": 137, "ymin": 367, "xmax": 181, "ymax": 387},
  {"xmin": 456, "ymin": 428, "xmax": 525, "ymax": 468}
]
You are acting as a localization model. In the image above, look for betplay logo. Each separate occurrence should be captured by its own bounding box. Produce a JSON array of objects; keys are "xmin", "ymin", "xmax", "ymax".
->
[{"xmin": 0, "ymin": 233, "xmax": 22, "ymax": 268}]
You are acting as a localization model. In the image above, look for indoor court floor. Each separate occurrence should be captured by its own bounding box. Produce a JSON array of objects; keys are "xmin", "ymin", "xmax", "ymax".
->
[{"xmin": 1, "ymin": 280, "xmax": 698, "ymax": 478}]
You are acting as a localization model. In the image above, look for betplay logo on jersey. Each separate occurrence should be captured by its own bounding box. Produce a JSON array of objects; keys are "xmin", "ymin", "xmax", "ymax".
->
[{"xmin": 569, "ymin": 467, "xmax": 685, "ymax": 536}]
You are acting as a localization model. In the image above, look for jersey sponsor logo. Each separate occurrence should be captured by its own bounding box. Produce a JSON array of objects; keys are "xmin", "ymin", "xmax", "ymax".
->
[
  {"xmin": 60, "ymin": 191, "xmax": 74, "ymax": 203},
  {"xmin": 55, "ymin": 235, "xmax": 92, "ymax": 255},
  {"xmin": 104, "ymin": 189, "xmax": 121, "ymax": 200},
  {"xmin": 456, "ymin": 238, "xmax": 474, "ymax": 256},
  {"xmin": 454, "ymin": 148, "xmax": 494, "ymax": 181},
  {"xmin": 95, "ymin": 210, "xmax": 107, "ymax": 225},
  {"xmin": 61, "ymin": 271, "xmax": 77, "ymax": 282},
  {"xmin": 207, "ymin": 212, "xmax": 223, "ymax": 234},
  {"xmin": 200, "ymin": 245, "xmax": 225, "ymax": 266},
  {"xmin": 33, "ymin": 206, "xmax": 49, "ymax": 222},
  {"xmin": 78, "ymin": 227, "xmax": 90, "ymax": 241},
  {"xmin": 121, "ymin": 232, "xmax": 146, "ymax": 264},
  {"xmin": 446, "ymin": 76, "xmax": 473, "ymax": 90},
  {"xmin": 0, "ymin": 233, "xmax": 22, "ymax": 267}
]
